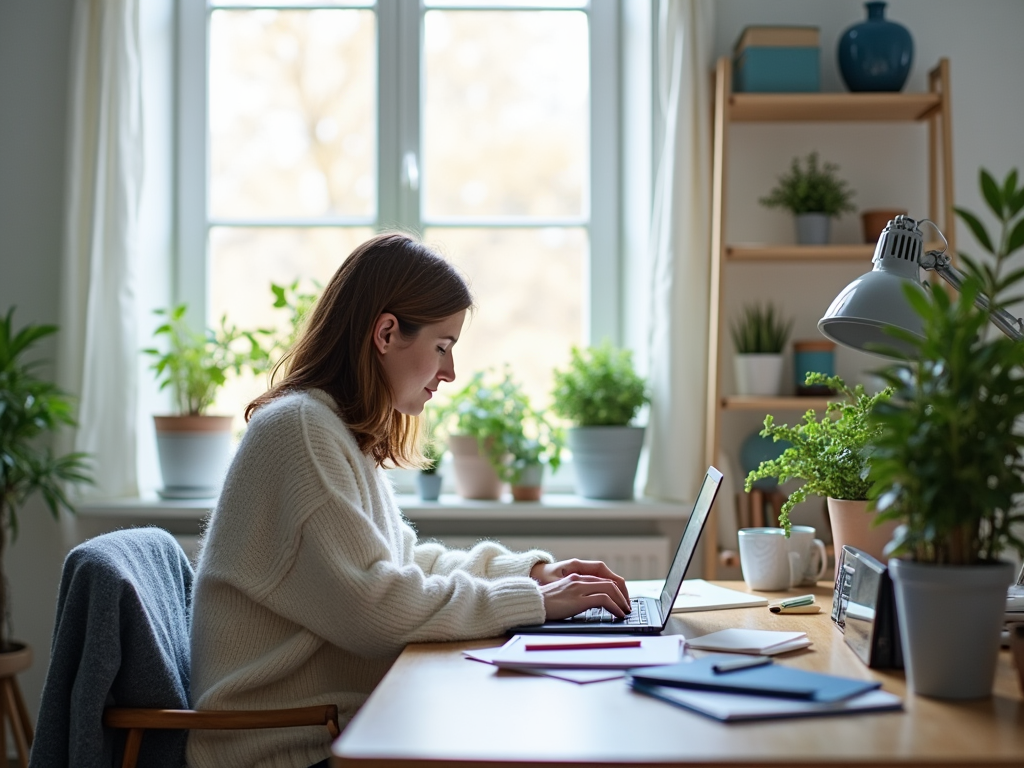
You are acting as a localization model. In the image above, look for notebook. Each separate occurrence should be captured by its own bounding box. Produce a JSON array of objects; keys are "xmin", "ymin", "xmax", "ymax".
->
[{"xmin": 513, "ymin": 466, "xmax": 723, "ymax": 635}]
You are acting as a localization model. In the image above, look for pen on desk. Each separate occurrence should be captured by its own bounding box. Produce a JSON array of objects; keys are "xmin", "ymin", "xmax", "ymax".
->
[
  {"xmin": 779, "ymin": 594, "xmax": 815, "ymax": 608},
  {"xmin": 523, "ymin": 640, "xmax": 642, "ymax": 652},
  {"xmin": 712, "ymin": 656, "xmax": 773, "ymax": 674}
]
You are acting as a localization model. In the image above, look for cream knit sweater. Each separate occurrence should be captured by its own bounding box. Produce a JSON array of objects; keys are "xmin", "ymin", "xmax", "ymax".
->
[{"xmin": 187, "ymin": 389, "xmax": 552, "ymax": 768}]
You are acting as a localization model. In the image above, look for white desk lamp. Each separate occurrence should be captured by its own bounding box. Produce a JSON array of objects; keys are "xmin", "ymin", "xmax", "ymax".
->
[{"xmin": 817, "ymin": 214, "xmax": 1024, "ymax": 357}]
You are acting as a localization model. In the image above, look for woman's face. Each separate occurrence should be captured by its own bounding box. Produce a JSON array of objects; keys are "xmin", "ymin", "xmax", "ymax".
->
[{"xmin": 374, "ymin": 310, "xmax": 467, "ymax": 416}]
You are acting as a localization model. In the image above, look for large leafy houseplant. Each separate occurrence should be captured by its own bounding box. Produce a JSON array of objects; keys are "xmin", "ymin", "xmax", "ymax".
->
[
  {"xmin": 442, "ymin": 368, "xmax": 527, "ymax": 479},
  {"xmin": 0, "ymin": 310, "xmax": 92, "ymax": 649},
  {"xmin": 744, "ymin": 373, "xmax": 892, "ymax": 535},
  {"xmin": 869, "ymin": 168, "xmax": 1024, "ymax": 566}
]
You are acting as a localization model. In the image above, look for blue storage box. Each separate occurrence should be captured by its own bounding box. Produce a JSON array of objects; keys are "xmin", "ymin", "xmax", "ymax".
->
[{"xmin": 733, "ymin": 47, "xmax": 820, "ymax": 93}]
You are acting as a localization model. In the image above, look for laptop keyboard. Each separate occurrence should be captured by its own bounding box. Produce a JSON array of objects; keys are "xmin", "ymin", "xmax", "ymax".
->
[{"xmin": 566, "ymin": 598, "xmax": 649, "ymax": 625}]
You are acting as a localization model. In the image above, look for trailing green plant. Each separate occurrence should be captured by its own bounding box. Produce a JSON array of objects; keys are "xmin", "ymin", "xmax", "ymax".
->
[
  {"xmin": 759, "ymin": 151, "xmax": 857, "ymax": 217},
  {"xmin": 270, "ymin": 279, "xmax": 321, "ymax": 354},
  {"xmin": 0, "ymin": 309, "xmax": 92, "ymax": 648},
  {"xmin": 441, "ymin": 367, "xmax": 528, "ymax": 478},
  {"xmin": 143, "ymin": 304, "xmax": 273, "ymax": 416},
  {"xmin": 420, "ymin": 407, "xmax": 445, "ymax": 474},
  {"xmin": 731, "ymin": 303, "xmax": 793, "ymax": 354},
  {"xmin": 551, "ymin": 341, "xmax": 649, "ymax": 427},
  {"xmin": 868, "ymin": 168, "xmax": 1024, "ymax": 565},
  {"xmin": 745, "ymin": 373, "xmax": 893, "ymax": 535}
]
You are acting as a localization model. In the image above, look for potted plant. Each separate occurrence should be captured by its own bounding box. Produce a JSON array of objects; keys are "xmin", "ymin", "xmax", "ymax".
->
[
  {"xmin": 759, "ymin": 151, "xmax": 856, "ymax": 245},
  {"xmin": 730, "ymin": 302, "xmax": 792, "ymax": 396},
  {"xmin": 416, "ymin": 411, "xmax": 445, "ymax": 502},
  {"xmin": 441, "ymin": 368, "xmax": 525, "ymax": 500},
  {"xmin": 867, "ymin": 168, "xmax": 1024, "ymax": 699},
  {"xmin": 143, "ymin": 304, "xmax": 272, "ymax": 499},
  {"xmin": 0, "ymin": 309, "xmax": 92, "ymax": 682},
  {"xmin": 744, "ymin": 373, "xmax": 895, "ymax": 574},
  {"xmin": 507, "ymin": 406, "xmax": 564, "ymax": 502},
  {"xmin": 551, "ymin": 341, "xmax": 649, "ymax": 500}
]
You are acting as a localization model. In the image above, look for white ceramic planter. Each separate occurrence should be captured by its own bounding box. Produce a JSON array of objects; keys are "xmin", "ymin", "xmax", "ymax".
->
[
  {"xmin": 795, "ymin": 212, "xmax": 831, "ymax": 245},
  {"xmin": 153, "ymin": 415, "xmax": 234, "ymax": 499},
  {"xmin": 733, "ymin": 354, "xmax": 785, "ymax": 396},
  {"xmin": 415, "ymin": 472, "xmax": 443, "ymax": 501},
  {"xmin": 889, "ymin": 558, "xmax": 1014, "ymax": 699}
]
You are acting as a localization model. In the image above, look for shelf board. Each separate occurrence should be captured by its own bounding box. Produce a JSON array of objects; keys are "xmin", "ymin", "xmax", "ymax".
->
[
  {"xmin": 722, "ymin": 396, "xmax": 832, "ymax": 412},
  {"xmin": 728, "ymin": 92, "xmax": 942, "ymax": 122},
  {"xmin": 726, "ymin": 241, "xmax": 946, "ymax": 262}
]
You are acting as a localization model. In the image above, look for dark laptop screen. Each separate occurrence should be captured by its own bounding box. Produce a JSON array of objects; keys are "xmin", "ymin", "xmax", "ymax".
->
[{"xmin": 659, "ymin": 467, "xmax": 723, "ymax": 618}]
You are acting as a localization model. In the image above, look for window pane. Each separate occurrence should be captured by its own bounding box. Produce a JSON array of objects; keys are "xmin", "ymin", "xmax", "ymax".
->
[
  {"xmin": 425, "ymin": 227, "xmax": 585, "ymax": 410},
  {"xmin": 213, "ymin": 1, "xmax": 372, "ymax": 6},
  {"xmin": 209, "ymin": 9, "xmax": 375, "ymax": 219},
  {"xmin": 423, "ymin": 10, "xmax": 588, "ymax": 218},
  {"xmin": 208, "ymin": 226, "xmax": 373, "ymax": 424}
]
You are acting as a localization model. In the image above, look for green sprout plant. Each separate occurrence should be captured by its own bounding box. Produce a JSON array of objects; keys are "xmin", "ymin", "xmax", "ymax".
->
[
  {"xmin": 731, "ymin": 303, "xmax": 793, "ymax": 354},
  {"xmin": 507, "ymin": 406, "xmax": 564, "ymax": 485},
  {"xmin": 868, "ymin": 168, "xmax": 1024, "ymax": 565},
  {"xmin": 745, "ymin": 373, "xmax": 893, "ymax": 535},
  {"xmin": 441, "ymin": 368, "xmax": 528, "ymax": 478},
  {"xmin": 551, "ymin": 342, "xmax": 649, "ymax": 427},
  {"xmin": 759, "ymin": 151, "xmax": 857, "ymax": 217},
  {"xmin": 143, "ymin": 304, "xmax": 273, "ymax": 416}
]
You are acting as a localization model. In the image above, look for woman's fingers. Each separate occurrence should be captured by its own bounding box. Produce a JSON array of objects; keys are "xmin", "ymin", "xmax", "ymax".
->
[{"xmin": 539, "ymin": 574, "xmax": 631, "ymax": 620}]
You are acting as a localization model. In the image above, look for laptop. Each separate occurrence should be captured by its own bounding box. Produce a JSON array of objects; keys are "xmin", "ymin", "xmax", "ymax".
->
[{"xmin": 514, "ymin": 465, "xmax": 723, "ymax": 635}]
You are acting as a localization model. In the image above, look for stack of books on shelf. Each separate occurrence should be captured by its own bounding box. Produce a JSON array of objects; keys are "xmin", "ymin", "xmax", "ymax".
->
[{"xmin": 733, "ymin": 25, "xmax": 820, "ymax": 93}]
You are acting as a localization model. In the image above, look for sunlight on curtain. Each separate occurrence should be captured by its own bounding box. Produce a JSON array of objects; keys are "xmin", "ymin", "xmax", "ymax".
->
[
  {"xmin": 57, "ymin": 0, "xmax": 143, "ymax": 498},
  {"xmin": 643, "ymin": 0, "xmax": 714, "ymax": 502}
]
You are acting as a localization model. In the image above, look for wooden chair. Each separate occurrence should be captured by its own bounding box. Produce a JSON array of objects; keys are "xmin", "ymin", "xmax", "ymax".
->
[{"xmin": 103, "ymin": 704, "xmax": 340, "ymax": 768}]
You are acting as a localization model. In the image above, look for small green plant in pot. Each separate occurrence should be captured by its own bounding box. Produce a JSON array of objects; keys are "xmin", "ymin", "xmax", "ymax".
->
[
  {"xmin": 744, "ymin": 373, "xmax": 895, "ymax": 570},
  {"xmin": 866, "ymin": 168, "xmax": 1024, "ymax": 699},
  {"xmin": 760, "ymin": 151, "xmax": 856, "ymax": 245},
  {"xmin": 551, "ymin": 341, "xmax": 649, "ymax": 500},
  {"xmin": 507, "ymin": 406, "xmax": 564, "ymax": 502},
  {"xmin": 1, "ymin": 309, "xmax": 92, "ymax": 652},
  {"xmin": 416, "ymin": 410, "xmax": 446, "ymax": 501},
  {"xmin": 441, "ymin": 368, "xmax": 526, "ymax": 500},
  {"xmin": 143, "ymin": 304, "xmax": 272, "ymax": 498},
  {"xmin": 731, "ymin": 303, "xmax": 792, "ymax": 396}
]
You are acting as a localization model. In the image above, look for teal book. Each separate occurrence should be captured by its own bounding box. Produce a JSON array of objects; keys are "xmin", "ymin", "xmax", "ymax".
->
[
  {"xmin": 733, "ymin": 47, "xmax": 820, "ymax": 93},
  {"xmin": 627, "ymin": 655, "xmax": 880, "ymax": 703}
]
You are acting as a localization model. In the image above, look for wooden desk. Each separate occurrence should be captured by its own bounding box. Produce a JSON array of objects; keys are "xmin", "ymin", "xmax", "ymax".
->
[{"xmin": 332, "ymin": 583, "xmax": 1024, "ymax": 768}]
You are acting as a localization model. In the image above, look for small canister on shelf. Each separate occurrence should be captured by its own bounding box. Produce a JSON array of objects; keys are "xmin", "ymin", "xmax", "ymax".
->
[{"xmin": 793, "ymin": 339, "xmax": 836, "ymax": 395}]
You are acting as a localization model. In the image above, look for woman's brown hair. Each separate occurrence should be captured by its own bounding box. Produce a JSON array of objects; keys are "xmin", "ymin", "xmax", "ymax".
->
[{"xmin": 246, "ymin": 232, "xmax": 473, "ymax": 467}]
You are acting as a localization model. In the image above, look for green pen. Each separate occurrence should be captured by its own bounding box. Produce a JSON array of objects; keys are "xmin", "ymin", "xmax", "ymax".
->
[{"xmin": 779, "ymin": 594, "xmax": 816, "ymax": 608}]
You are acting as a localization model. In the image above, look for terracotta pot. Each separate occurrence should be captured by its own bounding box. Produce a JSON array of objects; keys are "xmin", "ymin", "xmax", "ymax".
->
[
  {"xmin": 826, "ymin": 497, "xmax": 899, "ymax": 578},
  {"xmin": 861, "ymin": 209, "xmax": 906, "ymax": 244},
  {"xmin": 447, "ymin": 435, "xmax": 505, "ymax": 500},
  {"xmin": 511, "ymin": 463, "xmax": 544, "ymax": 502}
]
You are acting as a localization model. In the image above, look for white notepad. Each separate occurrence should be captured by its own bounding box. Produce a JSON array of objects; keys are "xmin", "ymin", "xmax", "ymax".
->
[
  {"xmin": 627, "ymin": 579, "xmax": 769, "ymax": 613},
  {"xmin": 685, "ymin": 628, "xmax": 811, "ymax": 655},
  {"xmin": 481, "ymin": 634, "xmax": 686, "ymax": 669}
]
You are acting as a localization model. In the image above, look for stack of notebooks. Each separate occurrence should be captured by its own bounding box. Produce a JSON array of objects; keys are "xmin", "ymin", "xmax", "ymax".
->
[
  {"xmin": 733, "ymin": 25, "xmax": 820, "ymax": 93},
  {"xmin": 627, "ymin": 654, "xmax": 902, "ymax": 722}
]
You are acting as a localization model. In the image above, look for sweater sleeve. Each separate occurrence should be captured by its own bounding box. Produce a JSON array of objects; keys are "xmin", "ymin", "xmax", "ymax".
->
[{"xmin": 411, "ymin": 533, "xmax": 555, "ymax": 580}]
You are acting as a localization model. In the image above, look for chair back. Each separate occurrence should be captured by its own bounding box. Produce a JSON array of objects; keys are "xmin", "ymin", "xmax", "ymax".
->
[{"xmin": 30, "ymin": 528, "xmax": 194, "ymax": 768}]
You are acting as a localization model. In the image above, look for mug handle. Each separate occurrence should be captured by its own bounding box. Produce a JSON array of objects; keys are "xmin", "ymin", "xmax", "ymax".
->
[{"xmin": 808, "ymin": 538, "xmax": 829, "ymax": 582}]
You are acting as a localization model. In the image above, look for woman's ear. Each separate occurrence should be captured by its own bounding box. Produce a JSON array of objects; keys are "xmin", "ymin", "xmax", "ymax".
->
[{"xmin": 373, "ymin": 313, "xmax": 398, "ymax": 356}]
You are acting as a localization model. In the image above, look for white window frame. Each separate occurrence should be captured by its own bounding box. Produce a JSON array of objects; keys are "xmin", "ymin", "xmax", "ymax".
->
[{"xmin": 176, "ymin": 0, "xmax": 622, "ymax": 345}]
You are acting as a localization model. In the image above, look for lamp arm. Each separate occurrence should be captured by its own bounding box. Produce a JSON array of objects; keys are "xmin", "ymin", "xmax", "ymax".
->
[{"xmin": 920, "ymin": 250, "xmax": 1024, "ymax": 341}]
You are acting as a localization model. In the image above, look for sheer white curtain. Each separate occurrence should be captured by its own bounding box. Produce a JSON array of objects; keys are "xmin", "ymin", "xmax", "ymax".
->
[
  {"xmin": 57, "ymin": 0, "xmax": 143, "ymax": 499},
  {"xmin": 643, "ymin": 0, "xmax": 715, "ymax": 502}
]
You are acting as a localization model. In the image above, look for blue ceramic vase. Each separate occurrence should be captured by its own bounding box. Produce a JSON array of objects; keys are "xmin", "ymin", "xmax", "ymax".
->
[{"xmin": 838, "ymin": 1, "xmax": 913, "ymax": 92}]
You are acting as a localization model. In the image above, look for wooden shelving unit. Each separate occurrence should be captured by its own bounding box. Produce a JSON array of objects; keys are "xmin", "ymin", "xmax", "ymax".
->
[{"xmin": 702, "ymin": 57, "xmax": 956, "ymax": 579}]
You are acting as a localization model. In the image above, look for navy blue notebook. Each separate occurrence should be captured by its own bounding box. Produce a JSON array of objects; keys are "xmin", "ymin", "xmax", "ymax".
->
[{"xmin": 627, "ymin": 655, "xmax": 881, "ymax": 703}]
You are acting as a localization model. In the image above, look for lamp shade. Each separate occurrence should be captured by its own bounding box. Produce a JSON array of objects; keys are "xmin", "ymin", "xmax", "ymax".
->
[{"xmin": 818, "ymin": 215, "xmax": 929, "ymax": 357}]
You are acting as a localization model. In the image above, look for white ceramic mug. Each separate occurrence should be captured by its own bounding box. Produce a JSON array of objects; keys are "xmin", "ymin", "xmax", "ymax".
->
[
  {"xmin": 738, "ymin": 528, "xmax": 800, "ymax": 591},
  {"xmin": 787, "ymin": 525, "xmax": 829, "ymax": 585}
]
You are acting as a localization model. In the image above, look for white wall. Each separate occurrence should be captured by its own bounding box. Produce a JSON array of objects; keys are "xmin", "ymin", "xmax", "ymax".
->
[{"xmin": 1, "ymin": 0, "xmax": 1023, "ymax": 724}]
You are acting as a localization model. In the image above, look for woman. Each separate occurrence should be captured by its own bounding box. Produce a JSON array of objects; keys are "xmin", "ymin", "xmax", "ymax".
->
[{"xmin": 188, "ymin": 233, "xmax": 630, "ymax": 768}]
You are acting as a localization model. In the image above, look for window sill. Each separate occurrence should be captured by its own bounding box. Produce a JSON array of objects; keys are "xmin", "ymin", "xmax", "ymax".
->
[{"xmin": 76, "ymin": 494, "xmax": 688, "ymax": 522}]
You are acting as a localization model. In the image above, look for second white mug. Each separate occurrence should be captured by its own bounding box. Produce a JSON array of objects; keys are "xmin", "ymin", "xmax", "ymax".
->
[{"xmin": 787, "ymin": 525, "xmax": 829, "ymax": 585}]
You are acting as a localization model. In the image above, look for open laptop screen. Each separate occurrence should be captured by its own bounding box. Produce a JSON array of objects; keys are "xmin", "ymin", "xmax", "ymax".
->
[{"xmin": 659, "ymin": 466, "xmax": 723, "ymax": 618}]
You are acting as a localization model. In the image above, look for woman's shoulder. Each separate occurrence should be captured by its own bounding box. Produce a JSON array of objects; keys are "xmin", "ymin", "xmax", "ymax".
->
[{"xmin": 244, "ymin": 389, "xmax": 360, "ymax": 455}]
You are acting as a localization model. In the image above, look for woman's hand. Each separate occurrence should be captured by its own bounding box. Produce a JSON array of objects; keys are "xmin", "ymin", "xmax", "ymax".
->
[{"xmin": 531, "ymin": 559, "xmax": 631, "ymax": 620}]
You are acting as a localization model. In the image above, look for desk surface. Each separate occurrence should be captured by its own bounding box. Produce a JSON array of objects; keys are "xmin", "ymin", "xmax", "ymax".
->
[{"xmin": 332, "ymin": 582, "xmax": 1024, "ymax": 768}]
